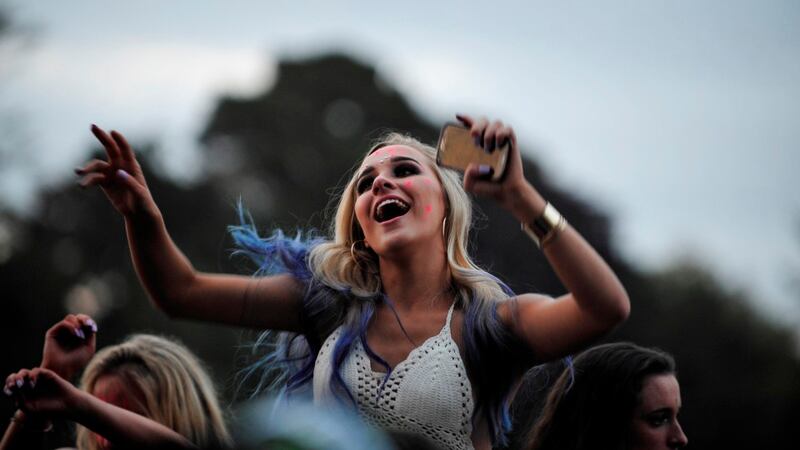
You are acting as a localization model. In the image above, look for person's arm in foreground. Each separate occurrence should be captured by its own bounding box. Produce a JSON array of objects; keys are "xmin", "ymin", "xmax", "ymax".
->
[
  {"xmin": 1, "ymin": 314, "xmax": 97, "ymax": 450},
  {"xmin": 4, "ymin": 368, "xmax": 196, "ymax": 450},
  {"xmin": 459, "ymin": 114, "xmax": 630, "ymax": 361}
]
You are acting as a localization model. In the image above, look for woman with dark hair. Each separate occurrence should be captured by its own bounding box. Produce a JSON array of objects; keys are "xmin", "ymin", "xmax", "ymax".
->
[
  {"xmin": 526, "ymin": 342, "xmax": 688, "ymax": 450},
  {"xmin": 75, "ymin": 115, "xmax": 630, "ymax": 450}
]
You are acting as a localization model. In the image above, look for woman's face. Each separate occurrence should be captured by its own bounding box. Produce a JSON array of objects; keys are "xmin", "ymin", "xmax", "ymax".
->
[
  {"xmin": 91, "ymin": 373, "xmax": 148, "ymax": 449},
  {"xmin": 629, "ymin": 374, "xmax": 688, "ymax": 450},
  {"xmin": 353, "ymin": 145, "xmax": 447, "ymax": 257}
]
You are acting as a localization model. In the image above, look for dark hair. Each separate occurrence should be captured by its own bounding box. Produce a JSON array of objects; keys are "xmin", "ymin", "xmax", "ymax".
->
[{"xmin": 526, "ymin": 342, "xmax": 676, "ymax": 450}]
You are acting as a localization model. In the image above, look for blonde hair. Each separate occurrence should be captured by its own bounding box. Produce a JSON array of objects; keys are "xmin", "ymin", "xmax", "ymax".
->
[
  {"xmin": 76, "ymin": 335, "xmax": 232, "ymax": 450},
  {"xmin": 307, "ymin": 132, "xmax": 508, "ymax": 303},
  {"xmin": 243, "ymin": 132, "xmax": 525, "ymax": 444}
]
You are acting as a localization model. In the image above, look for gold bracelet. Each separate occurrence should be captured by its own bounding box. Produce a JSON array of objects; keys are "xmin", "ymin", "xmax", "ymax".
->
[{"xmin": 521, "ymin": 202, "xmax": 567, "ymax": 249}]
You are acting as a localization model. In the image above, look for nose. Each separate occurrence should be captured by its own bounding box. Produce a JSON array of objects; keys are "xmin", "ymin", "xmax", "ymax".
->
[
  {"xmin": 669, "ymin": 421, "xmax": 688, "ymax": 448},
  {"xmin": 371, "ymin": 172, "xmax": 397, "ymax": 194}
]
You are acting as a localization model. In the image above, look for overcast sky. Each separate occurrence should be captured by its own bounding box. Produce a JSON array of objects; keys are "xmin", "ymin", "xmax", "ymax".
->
[{"xmin": 2, "ymin": 0, "xmax": 799, "ymax": 325}]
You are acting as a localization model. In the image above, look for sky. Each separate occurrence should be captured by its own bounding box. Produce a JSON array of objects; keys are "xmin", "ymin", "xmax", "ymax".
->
[{"xmin": 1, "ymin": 0, "xmax": 799, "ymax": 326}]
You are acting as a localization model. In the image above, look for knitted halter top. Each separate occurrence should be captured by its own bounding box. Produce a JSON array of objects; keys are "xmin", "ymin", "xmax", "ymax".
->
[{"xmin": 313, "ymin": 303, "xmax": 475, "ymax": 450}]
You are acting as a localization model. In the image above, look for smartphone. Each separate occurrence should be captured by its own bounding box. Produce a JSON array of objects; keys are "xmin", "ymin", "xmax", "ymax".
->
[{"xmin": 436, "ymin": 122, "xmax": 509, "ymax": 181}]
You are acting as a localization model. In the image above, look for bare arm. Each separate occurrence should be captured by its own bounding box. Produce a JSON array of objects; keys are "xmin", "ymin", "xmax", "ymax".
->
[
  {"xmin": 459, "ymin": 115, "xmax": 630, "ymax": 361},
  {"xmin": 78, "ymin": 125, "xmax": 305, "ymax": 331},
  {"xmin": 5, "ymin": 368, "xmax": 196, "ymax": 450},
  {"xmin": 0, "ymin": 410, "xmax": 47, "ymax": 450}
]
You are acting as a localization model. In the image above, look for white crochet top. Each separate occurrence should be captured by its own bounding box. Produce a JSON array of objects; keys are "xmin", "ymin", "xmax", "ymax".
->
[{"xmin": 313, "ymin": 303, "xmax": 475, "ymax": 450}]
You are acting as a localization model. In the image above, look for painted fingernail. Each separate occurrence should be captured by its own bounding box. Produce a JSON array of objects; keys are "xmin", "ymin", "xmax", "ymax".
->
[
  {"xmin": 29, "ymin": 379, "xmax": 35, "ymax": 389},
  {"xmin": 87, "ymin": 319, "xmax": 98, "ymax": 332},
  {"xmin": 15, "ymin": 379, "xmax": 23, "ymax": 388},
  {"xmin": 75, "ymin": 328, "xmax": 86, "ymax": 339},
  {"xmin": 473, "ymin": 136, "xmax": 481, "ymax": 147},
  {"xmin": 3, "ymin": 386, "xmax": 11, "ymax": 396},
  {"xmin": 478, "ymin": 165, "xmax": 491, "ymax": 175},
  {"xmin": 117, "ymin": 169, "xmax": 130, "ymax": 179},
  {"xmin": 74, "ymin": 167, "xmax": 85, "ymax": 175}
]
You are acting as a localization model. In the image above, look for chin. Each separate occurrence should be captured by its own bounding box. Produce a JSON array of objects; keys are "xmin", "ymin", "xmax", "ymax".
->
[{"xmin": 373, "ymin": 228, "xmax": 440, "ymax": 257}]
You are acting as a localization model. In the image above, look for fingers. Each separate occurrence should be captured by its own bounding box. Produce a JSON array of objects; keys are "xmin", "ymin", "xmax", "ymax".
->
[
  {"xmin": 483, "ymin": 120, "xmax": 504, "ymax": 152},
  {"xmin": 78, "ymin": 172, "xmax": 108, "ymax": 189},
  {"xmin": 457, "ymin": 114, "xmax": 494, "ymax": 151},
  {"xmin": 48, "ymin": 314, "xmax": 97, "ymax": 342},
  {"xmin": 91, "ymin": 124, "xmax": 122, "ymax": 163},
  {"xmin": 114, "ymin": 168, "xmax": 148, "ymax": 198},
  {"xmin": 468, "ymin": 117, "xmax": 489, "ymax": 148},
  {"xmin": 5, "ymin": 369, "xmax": 33, "ymax": 396},
  {"xmin": 74, "ymin": 314, "xmax": 98, "ymax": 334},
  {"xmin": 111, "ymin": 130, "xmax": 136, "ymax": 163},
  {"xmin": 495, "ymin": 124, "xmax": 516, "ymax": 150},
  {"xmin": 456, "ymin": 114, "xmax": 516, "ymax": 151},
  {"xmin": 75, "ymin": 159, "xmax": 110, "ymax": 176},
  {"xmin": 463, "ymin": 164, "xmax": 502, "ymax": 198},
  {"xmin": 455, "ymin": 113, "xmax": 474, "ymax": 127},
  {"xmin": 75, "ymin": 159, "xmax": 111, "ymax": 188}
]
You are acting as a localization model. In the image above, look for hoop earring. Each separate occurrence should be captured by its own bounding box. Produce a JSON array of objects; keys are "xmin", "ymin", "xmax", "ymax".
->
[
  {"xmin": 442, "ymin": 217, "xmax": 447, "ymax": 240},
  {"xmin": 350, "ymin": 240, "xmax": 376, "ymax": 273},
  {"xmin": 350, "ymin": 240, "xmax": 363, "ymax": 262}
]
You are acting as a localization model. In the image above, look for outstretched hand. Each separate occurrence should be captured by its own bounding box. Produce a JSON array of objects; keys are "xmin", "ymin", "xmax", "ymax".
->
[
  {"xmin": 456, "ymin": 114, "xmax": 532, "ymax": 212},
  {"xmin": 41, "ymin": 314, "xmax": 97, "ymax": 381},
  {"xmin": 76, "ymin": 125, "xmax": 156, "ymax": 218}
]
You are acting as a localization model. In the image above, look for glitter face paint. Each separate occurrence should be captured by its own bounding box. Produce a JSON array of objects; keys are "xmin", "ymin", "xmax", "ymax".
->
[{"xmin": 354, "ymin": 145, "xmax": 447, "ymax": 254}]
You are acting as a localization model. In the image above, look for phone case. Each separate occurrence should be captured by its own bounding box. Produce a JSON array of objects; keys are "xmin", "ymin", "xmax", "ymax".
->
[{"xmin": 436, "ymin": 123, "xmax": 509, "ymax": 182}]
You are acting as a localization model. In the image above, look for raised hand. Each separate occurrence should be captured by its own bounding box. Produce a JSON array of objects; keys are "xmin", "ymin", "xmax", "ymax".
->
[
  {"xmin": 76, "ymin": 125, "xmax": 156, "ymax": 218},
  {"xmin": 456, "ymin": 114, "xmax": 536, "ymax": 213},
  {"xmin": 4, "ymin": 368, "xmax": 80, "ymax": 418},
  {"xmin": 40, "ymin": 314, "xmax": 97, "ymax": 381},
  {"xmin": 4, "ymin": 369, "xmax": 198, "ymax": 449}
]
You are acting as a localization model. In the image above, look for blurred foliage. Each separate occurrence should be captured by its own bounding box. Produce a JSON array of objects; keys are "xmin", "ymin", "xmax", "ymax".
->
[{"xmin": 1, "ymin": 52, "xmax": 798, "ymax": 449}]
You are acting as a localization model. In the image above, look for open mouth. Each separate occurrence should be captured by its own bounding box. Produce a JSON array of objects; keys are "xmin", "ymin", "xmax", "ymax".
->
[{"xmin": 375, "ymin": 198, "xmax": 411, "ymax": 223}]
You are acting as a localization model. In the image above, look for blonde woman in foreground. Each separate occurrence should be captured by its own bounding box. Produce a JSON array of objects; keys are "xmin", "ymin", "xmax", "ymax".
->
[
  {"xmin": 74, "ymin": 114, "xmax": 630, "ymax": 450},
  {"xmin": 2, "ymin": 315, "xmax": 231, "ymax": 450}
]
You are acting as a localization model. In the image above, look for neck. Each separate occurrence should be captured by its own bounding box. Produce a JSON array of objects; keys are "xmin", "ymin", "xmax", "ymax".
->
[{"xmin": 377, "ymin": 243, "xmax": 452, "ymax": 312}]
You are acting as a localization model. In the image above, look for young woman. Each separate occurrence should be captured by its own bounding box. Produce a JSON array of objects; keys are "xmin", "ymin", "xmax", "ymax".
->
[
  {"xmin": 526, "ymin": 342, "xmax": 688, "ymax": 450},
  {"xmin": 2, "ymin": 315, "xmax": 231, "ymax": 450},
  {"xmin": 74, "ymin": 115, "xmax": 630, "ymax": 450}
]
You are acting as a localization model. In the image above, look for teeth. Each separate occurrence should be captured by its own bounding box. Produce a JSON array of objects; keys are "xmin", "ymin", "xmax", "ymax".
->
[
  {"xmin": 377, "ymin": 199, "xmax": 409, "ymax": 210},
  {"xmin": 375, "ymin": 198, "xmax": 410, "ymax": 221}
]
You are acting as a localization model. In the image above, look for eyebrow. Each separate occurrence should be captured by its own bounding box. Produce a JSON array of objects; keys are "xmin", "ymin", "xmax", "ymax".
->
[
  {"xmin": 644, "ymin": 407, "xmax": 674, "ymax": 416},
  {"xmin": 357, "ymin": 156, "xmax": 421, "ymax": 180}
]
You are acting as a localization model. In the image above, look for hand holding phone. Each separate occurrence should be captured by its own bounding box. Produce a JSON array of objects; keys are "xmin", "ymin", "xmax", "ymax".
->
[{"xmin": 436, "ymin": 122, "xmax": 509, "ymax": 181}]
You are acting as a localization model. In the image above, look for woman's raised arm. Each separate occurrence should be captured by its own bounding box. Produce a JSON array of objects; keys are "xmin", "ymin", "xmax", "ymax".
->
[
  {"xmin": 458, "ymin": 114, "xmax": 630, "ymax": 362},
  {"xmin": 77, "ymin": 125, "xmax": 305, "ymax": 331}
]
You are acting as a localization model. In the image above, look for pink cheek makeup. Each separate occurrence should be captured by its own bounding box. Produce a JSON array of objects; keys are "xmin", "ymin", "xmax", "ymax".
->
[
  {"xmin": 424, "ymin": 205, "xmax": 432, "ymax": 215},
  {"xmin": 403, "ymin": 180, "xmax": 413, "ymax": 188}
]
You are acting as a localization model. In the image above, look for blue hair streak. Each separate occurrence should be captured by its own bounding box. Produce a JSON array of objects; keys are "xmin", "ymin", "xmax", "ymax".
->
[{"xmin": 461, "ymin": 275, "xmax": 574, "ymax": 446}]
